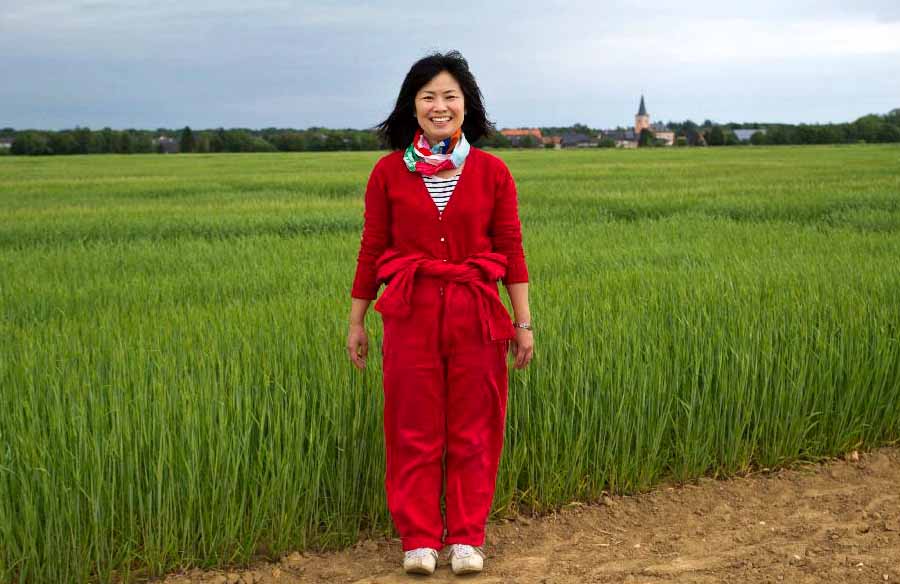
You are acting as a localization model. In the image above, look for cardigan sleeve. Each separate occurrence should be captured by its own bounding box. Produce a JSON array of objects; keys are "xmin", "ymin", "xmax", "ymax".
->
[
  {"xmin": 489, "ymin": 165, "xmax": 529, "ymax": 286},
  {"xmin": 350, "ymin": 161, "xmax": 391, "ymax": 300}
]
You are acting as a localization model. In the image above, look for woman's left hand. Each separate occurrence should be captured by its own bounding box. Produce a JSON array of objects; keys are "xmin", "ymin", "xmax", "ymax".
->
[{"xmin": 509, "ymin": 328, "xmax": 534, "ymax": 369}]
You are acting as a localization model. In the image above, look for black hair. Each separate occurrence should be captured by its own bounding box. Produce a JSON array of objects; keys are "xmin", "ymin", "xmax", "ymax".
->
[{"xmin": 376, "ymin": 50, "xmax": 494, "ymax": 150}]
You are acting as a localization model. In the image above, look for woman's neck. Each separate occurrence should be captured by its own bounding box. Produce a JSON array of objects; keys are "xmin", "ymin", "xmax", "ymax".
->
[{"xmin": 424, "ymin": 133, "xmax": 447, "ymax": 148}]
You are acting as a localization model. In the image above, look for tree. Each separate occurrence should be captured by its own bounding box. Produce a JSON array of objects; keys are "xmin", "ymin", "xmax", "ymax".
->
[
  {"xmin": 767, "ymin": 126, "xmax": 790, "ymax": 145},
  {"xmin": 250, "ymin": 136, "xmax": 277, "ymax": 152},
  {"xmin": 210, "ymin": 128, "xmax": 227, "ymax": 152},
  {"xmin": 877, "ymin": 123, "xmax": 900, "ymax": 143},
  {"xmin": 885, "ymin": 108, "xmax": 900, "ymax": 127},
  {"xmin": 795, "ymin": 124, "xmax": 817, "ymax": 144},
  {"xmin": 11, "ymin": 132, "xmax": 52, "ymax": 155},
  {"xmin": 49, "ymin": 132, "xmax": 76, "ymax": 154},
  {"xmin": 179, "ymin": 126, "xmax": 195, "ymax": 153},
  {"xmin": 305, "ymin": 132, "xmax": 325, "ymax": 151},
  {"xmin": 475, "ymin": 132, "xmax": 511, "ymax": 148},
  {"xmin": 98, "ymin": 127, "xmax": 115, "ymax": 153},
  {"xmin": 571, "ymin": 123, "xmax": 591, "ymax": 134},
  {"xmin": 684, "ymin": 127, "xmax": 704, "ymax": 146},
  {"xmin": 598, "ymin": 136, "xmax": 616, "ymax": 148},
  {"xmin": 354, "ymin": 131, "xmax": 380, "ymax": 150},
  {"xmin": 132, "ymin": 133, "xmax": 153, "ymax": 153},
  {"xmin": 73, "ymin": 126, "xmax": 92, "ymax": 154},
  {"xmin": 707, "ymin": 125, "xmax": 725, "ymax": 146},
  {"xmin": 853, "ymin": 115, "xmax": 882, "ymax": 143},
  {"xmin": 119, "ymin": 131, "xmax": 133, "ymax": 154},
  {"xmin": 749, "ymin": 131, "xmax": 768, "ymax": 145},
  {"xmin": 324, "ymin": 133, "xmax": 345, "ymax": 151},
  {"xmin": 638, "ymin": 128, "xmax": 655, "ymax": 147}
]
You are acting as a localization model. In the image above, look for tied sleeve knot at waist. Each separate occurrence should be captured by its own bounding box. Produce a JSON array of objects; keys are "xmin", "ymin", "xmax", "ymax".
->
[{"xmin": 373, "ymin": 249, "xmax": 516, "ymax": 343}]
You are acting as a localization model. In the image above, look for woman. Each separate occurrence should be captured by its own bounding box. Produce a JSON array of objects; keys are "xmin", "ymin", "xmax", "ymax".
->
[{"xmin": 346, "ymin": 50, "xmax": 533, "ymax": 576}]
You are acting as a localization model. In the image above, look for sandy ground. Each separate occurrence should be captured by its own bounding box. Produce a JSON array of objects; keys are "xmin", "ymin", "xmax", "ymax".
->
[{"xmin": 159, "ymin": 446, "xmax": 900, "ymax": 584}]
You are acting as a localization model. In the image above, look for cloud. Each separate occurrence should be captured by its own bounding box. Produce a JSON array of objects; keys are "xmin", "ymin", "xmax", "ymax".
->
[{"xmin": 2, "ymin": 0, "xmax": 898, "ymax": 129}]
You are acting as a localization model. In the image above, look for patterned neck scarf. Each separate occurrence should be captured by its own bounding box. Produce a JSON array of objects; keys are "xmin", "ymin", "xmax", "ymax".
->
[{"xmin": 403, "ymin": 127, "xmax": 470, "ymax": 175}]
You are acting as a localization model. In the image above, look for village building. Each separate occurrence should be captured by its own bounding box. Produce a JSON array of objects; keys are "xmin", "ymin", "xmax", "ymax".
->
[
  {"xmin": 542, "ymin": 135, "xmax": 562, "ymax": 149},
  {"xmin": 503, "ymin": 95, "xmax": 678, "ymax": 149},
  {"xmin": 601, "ymin": 95, "xmax": 675, "ymax": 147},
  {"xmin": 560, "ymin": 132, "xmax": 598, "ymax": 148},
  {"xmin": 652, "ymin": 125, "xmax": 676, "ymax": 146},
  {"xmin": 601, "ymin": 128, "xmax": 638, "ymax": 148},
  {"xmin": 500, "ymin": 128, "xmax": 543, "ymax": 147},
  {"xmin": 635, "ymin": 95, "xmax": 650, "ymax": 136}
]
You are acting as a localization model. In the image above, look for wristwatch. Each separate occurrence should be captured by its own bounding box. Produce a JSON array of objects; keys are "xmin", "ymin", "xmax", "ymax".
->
[{"xmin": 513, "ymin": 321, "xmax": 533, "ymax": 331}]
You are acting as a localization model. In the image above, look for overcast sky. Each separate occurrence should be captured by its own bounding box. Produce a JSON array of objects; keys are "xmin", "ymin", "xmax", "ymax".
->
[{"xmin": 3, "ymin": 0, "xmax": 899, "ymax": 130}]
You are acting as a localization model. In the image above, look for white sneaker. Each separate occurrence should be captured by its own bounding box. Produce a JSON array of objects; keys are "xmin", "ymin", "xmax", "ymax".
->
[
  {"xmin": 448, "ymin": 544, "xmax": 485, "ymax": 575},
  {"xmin": 403, "ymin": 547, "xmax": 439, "ymax": 575}
]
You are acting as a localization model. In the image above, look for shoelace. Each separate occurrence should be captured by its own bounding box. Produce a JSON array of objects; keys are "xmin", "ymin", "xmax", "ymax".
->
[
  {"xmin": 451, "ymin": 544, "xmax": 478, "ymax": 558},
  {"xmin": 405, "ymin": 547, "xmax": 436, "ymax": 559}
]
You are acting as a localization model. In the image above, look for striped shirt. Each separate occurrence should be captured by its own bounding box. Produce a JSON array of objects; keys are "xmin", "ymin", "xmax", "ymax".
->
[{"xmin": 422, "ymin": 173, "xmax": 460, "ymax": 214}]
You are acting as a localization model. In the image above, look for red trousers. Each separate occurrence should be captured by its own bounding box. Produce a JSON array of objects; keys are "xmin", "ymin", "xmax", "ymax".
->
[{"xmin": 376, "ymin": 253, "xmax": 513, "ymax": 551}]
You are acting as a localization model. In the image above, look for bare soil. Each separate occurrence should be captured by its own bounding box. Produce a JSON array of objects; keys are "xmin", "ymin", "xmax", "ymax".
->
[{"xmin": 159, "ymin": 446, "xmax": 900, "ymax": 583}]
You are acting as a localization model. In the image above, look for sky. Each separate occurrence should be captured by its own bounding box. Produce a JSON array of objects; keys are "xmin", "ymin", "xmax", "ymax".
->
[{"xmin": 2, "ymin": 0, "xmax": 899, "ymax": 131}]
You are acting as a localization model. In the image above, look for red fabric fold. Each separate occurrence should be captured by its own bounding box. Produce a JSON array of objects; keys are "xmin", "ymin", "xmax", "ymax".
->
[{"xmin": 373, "ymin": 250, "xmax": 516, "ymax": 343}]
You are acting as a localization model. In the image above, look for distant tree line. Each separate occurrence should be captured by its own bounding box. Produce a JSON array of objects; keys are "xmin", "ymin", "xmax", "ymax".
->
[
  {"xmin": 495, "ymin": 111, "xmax": 900, "ymax": 149},
  {"xmin": 1, "ymin": 126, "xmax": 384, "ymax": 156},
  {"xmin": 4, "ymin": 127, "xmax": 156, "ymax": 156},
  {"xmin": 664, "ymin": 109, "xmax": 900, "ymax": 147},
  {"xmin": 2, "ymin": 109, "xmax": 898, "ymax": 155}
]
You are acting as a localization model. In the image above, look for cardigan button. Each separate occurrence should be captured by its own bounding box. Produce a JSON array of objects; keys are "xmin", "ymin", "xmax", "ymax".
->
[{"xmin": 440, "ymin": 237, "xmax": 445, "ymax": 242}]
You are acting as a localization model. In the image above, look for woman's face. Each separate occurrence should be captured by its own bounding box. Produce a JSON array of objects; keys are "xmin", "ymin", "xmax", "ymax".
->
[{"xmin": 414, "ymin": 71, "xmax": 465, "ymax": 146}]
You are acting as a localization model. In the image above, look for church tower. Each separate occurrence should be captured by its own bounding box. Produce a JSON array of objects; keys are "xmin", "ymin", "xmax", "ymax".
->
[{"xmin": 635, "ymin": 95, "xmax": 650, "ymax": 136}]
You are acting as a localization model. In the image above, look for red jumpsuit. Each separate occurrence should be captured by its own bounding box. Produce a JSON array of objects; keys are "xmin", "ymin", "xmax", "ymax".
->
[{"xmin": 351, "ymin": 147, "xmax": 529, "ymax": 551}]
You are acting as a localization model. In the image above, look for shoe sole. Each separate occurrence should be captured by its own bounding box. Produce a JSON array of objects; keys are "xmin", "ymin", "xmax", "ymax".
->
[
  {"xmin": 451, "ymin": 559, "xmax": 484, "ymax": 575},
  {"xmin": 452, "ymin": 566, "xmax": 483, "ymax": 575},
  {"xmin": 404, "ymin": 564, "xmax": 435, "ymax": 575}
]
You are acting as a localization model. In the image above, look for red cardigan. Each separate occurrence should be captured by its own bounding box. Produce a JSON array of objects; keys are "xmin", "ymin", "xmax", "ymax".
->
[{"xmin": 351, "ymin": 147, "xmax": 529, "ymax": 300}]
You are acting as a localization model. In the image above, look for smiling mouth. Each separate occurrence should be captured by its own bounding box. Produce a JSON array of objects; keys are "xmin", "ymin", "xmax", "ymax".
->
[{"xmin": 431, "ymin": 117, "xmax": 452, "ymax": 123}]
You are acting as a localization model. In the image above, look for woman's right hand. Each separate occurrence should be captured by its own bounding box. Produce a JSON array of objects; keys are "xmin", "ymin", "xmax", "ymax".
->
[{"xmin": 347, "ymin": 323, "xmax": 369, "ymax": 369}]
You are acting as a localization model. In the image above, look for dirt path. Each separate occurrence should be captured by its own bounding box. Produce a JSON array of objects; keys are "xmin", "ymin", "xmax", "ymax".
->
[{"xmin": 160, "ymin": 446, "xmax": 900, "ymax": 583}]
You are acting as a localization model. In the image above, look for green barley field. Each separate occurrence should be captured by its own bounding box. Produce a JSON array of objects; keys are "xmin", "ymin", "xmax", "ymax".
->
[{"xmin": 1, "ymin": 145, "xmax": 899, "ymax": 582}]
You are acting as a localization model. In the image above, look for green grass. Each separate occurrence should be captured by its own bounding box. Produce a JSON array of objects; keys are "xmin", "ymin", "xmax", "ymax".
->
[{"xmin": 1, "ymin": 145, "xmax": 899, "ymax": 582}]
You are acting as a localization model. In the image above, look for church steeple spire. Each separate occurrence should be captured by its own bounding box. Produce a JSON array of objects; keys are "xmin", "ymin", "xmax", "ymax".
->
[{"xmin": 635, "ymin": 94, "xmax": 651, "ymax": 137}]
